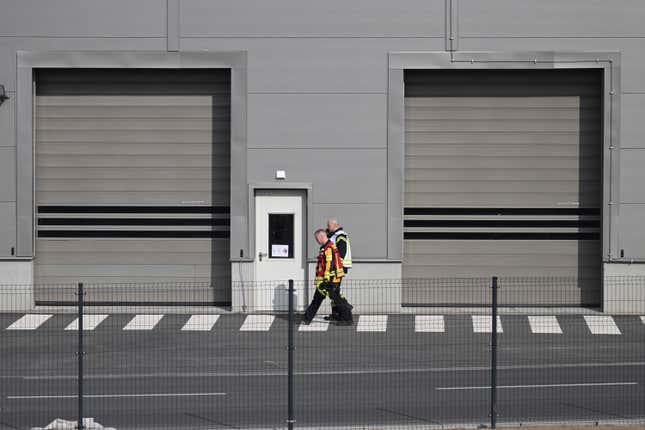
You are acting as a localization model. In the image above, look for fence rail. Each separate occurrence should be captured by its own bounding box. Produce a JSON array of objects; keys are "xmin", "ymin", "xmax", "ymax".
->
[{"xmin": 0, "ymin": 276, "xmax": 643, "ymax": 429}]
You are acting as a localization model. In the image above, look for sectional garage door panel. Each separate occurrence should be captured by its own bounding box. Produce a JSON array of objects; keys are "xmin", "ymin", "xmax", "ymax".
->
[
  {"xmin": 404, "ymin": 96, "xmax": 601, "ymax": 208},
  {"xmin": 402, "ymin": 69, "xmax": 602, "ymax": 307},
  {"xmin": 403, "ymin": 240, "xmax": 601, "ymax": 306},
  {"xmin": 34, "ymin": 238, "xmax": 230, "ymax": 305},
  {"xmin": 34, "ymin": 69, "xmax": 231, "ymax": 305},
  {"xmin": 36, "ymin": 95, "xmax": 229, "ymax": 206}
]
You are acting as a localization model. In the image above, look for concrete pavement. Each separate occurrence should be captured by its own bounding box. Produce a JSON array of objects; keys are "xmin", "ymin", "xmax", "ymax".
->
[{"xmin": 0, "ymin": 313, "xmax": 643, "ymax": 429}]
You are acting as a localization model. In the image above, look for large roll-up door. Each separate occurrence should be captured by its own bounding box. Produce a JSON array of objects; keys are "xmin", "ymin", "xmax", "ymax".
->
[
  {"xmin": 403, "ymin": 69, "xmax": 602, "ymax": 307},
  {"xmin": 34, "ymin": 69, "xmax": 231, "ymax": 305}
]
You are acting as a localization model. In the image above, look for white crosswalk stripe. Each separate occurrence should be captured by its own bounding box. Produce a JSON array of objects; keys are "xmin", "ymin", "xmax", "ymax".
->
[
  {"xmin": 298, "ymin": 318, "xmax": 330, "ymax": 332},
  {"xmin": 415, "ymin": 315, "xmax": 445, "ymax": 333},
  {"xmin": 472, "ymin": 315, "xmax": 503, "ymax": 333},
  {"xmin": 528, "ymin": 316, "xmax": 562, "ymax": 334},
  {"xmin": 584, "ymin": 315, "xmax": 621, "ymax": 335},
  {"xmin": 357, "ymin": 315, "xmax": 388, "ymax": 332},
  {"xmin": 65, "ymin": 314, "xmax": 109, "ymax": 331},
  {"xmin": 6, "ymin": 314, "xmax": 53, "ymax": 330},
  {"xmin": 6, "ymin": 314, "xmax": 644, "ymax": 334},
  {"xmin": 181, "ymin": 315, "xmax": 220, "ymax": 331},
  {"xmin": 123, "ymin": 315, "xmax": 164, "ymax": 331},
  {"xmin": 240, "ymin": 315, "xmax": 275, "ymax": 331}
]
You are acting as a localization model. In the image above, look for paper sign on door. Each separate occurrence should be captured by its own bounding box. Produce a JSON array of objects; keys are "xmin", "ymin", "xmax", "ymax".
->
[{"xmin": 271, "ymin": 244, "xmax": 290, "ymax": 258}]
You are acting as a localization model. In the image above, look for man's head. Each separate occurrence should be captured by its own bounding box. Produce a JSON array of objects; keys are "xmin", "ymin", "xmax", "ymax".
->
[
  {"xmin": 314, "ymin": 228, "xmax": 328, "ymax": 246},
  {"xmin": 326, "ymin": 217, "xmax": 339, "ymax": 234}
]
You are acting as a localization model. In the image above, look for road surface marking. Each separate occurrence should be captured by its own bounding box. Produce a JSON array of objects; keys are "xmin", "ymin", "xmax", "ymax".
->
[
  {"xmin": 415, "ymin": 315, "xmax": 445, "ymax": 332},
  {"xmin": 357, "ymin": 315, "xmax": 388, "ymax": 332},
  {"xmin": 7, "ymin": 392, "xmax": 227, "ymax": 399},
  {"xmin": 640, "ymin": 316, "xmax": 645, "ymax": 325},
  {"xmin": 11, "ymin": 361, "xmax": 645, "ymax": 381},
  {"xmin": 437, "ymin": 382, "xmax": 637, "ymax": 391},
  {"xmin": 6, "ymin": 314, "xmax": 53, "ymax": 330},
  {"xmin": 65, "ymin": 315, "xmax": 109, "ymax": 331},
  {"xmin": 528, "ymin": 316, "xmax": 562, "ymax": 334},
  {"xmin": 239, "ymin": 315, "xmax": 275, "ymax": 331},
  {"xmin": 584, "ymin": 315, "xmax": 621, "ymax": 335},
  {"xmin": 298, "ymin": 318, "xmax": 329, "ymax": 332},
  {"xmin": 472, "ymin": 315, "xmax": 503, "ymax": 333},
  {"xmin": 123, "ymin": 315, "xmax": 164, "ymax": 331},
  {"xmin": 181, "ymin": 315, "xmax": 220, "ymax": 331}
]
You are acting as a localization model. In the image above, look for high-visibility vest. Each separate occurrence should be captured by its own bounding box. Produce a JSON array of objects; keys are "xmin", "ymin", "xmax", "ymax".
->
[{"xmin": 330, "ymin": 229, "xmax": 352, "ymax": 268}]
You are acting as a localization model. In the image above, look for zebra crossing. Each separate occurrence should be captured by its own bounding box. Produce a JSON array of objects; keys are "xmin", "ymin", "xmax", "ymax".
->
[
  {"xmin": 527, "ymin": 315, "xmax": 563, "ymax": 334},
  {"xmin": 65, "ymin": 314, "xmax": 108, "ymax": 331},
  {"xmin": 239, "ymin": 315, "xmax": 275, "ymax": 331},
  {"xmin": 583, "ymin": 315, "xmax": 622, "ymax": 335},
  {"xmin": 414, "ymin": 315, "xmax": 444, "ymax": 333},
  {"xmin": 181, "ymin": 315, "xmax": 220, "ymax": 331},
  {"xmin": 2, "ymin": 313, "xmax": 644, "ymax": 335},
  {"xmin": 123, "ymin": 314, "xmax": 164, "ymax": 331},
  {"xmin": 6, "ymin": 314, "xmax": 52, "ymax": 330},
  {"xmin": 471, "ymin": 315, "xmax": 503, "ymax": 333}
]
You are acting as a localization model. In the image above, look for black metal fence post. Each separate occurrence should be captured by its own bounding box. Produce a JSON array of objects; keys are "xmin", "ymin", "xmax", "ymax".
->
[
  {"xmin": 77, "ymin": 282, "xmax": 85, "ymax": 430},
  {"xmin": 490, "ymin": 276, "xmax": 498, "ymax": 429},
  {"xmin": 287, "ymin": 279, "xmax": 295, "ymax": 430}
]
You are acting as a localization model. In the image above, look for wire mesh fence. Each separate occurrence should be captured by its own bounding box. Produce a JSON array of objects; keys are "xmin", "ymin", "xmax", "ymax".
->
[{"xmin": 0, "ymin": 277, "xmax": 643, "ymax": 429}]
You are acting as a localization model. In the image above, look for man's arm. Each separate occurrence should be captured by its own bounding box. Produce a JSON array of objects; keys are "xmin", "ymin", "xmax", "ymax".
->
[
  {"xmin": 336, "ymin": 236, "xmax": 347, "ymax": 259},
  {"xmin": 323, "ymin": 247, "xmax": 333, "ymax": 280}
]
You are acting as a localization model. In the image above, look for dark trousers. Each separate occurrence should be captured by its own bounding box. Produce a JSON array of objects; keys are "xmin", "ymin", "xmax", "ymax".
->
[
  {"xmin": 330, "ymin": 279, "xmax": 353, "ymax": 321},
  {"xmin": 304, "ymin": 282, "xmax": 342, "ymax": 322}
]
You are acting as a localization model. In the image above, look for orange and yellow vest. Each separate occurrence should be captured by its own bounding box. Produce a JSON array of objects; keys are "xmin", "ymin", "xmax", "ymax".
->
[{"xmin": 315, "ymin": 241, "xmax": 345, "ymax": 286}]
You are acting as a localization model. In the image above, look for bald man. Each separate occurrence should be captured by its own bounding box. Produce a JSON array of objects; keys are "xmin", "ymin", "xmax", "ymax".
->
[{"xmin": 326, "ymin": 218, "xmax": 352, "ymax": 272}]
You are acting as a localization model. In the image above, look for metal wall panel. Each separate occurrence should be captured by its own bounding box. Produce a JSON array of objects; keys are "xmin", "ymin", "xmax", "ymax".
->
[
  {"xmin": 0, "ymin": 95, "xmax": 15, "ymax": 258},
  {"xmin": 0, "ymin": 39, "xmax": 166, "ymax": 92},
  {"xmin": 459, "ymin": 38, "xmax": 645, "ymax": 92},
  {"xmin": 0, "ymin": 0, "xmax": 166, "ymax": 37},
  {"xmin": 620, "ymin": 150, "xmax": 645, "ymax": 203},
  {"xmin": 622, "ymin": 94, "xmax": 645, "ymax": 149},
  {"xmin": 181, "ymin": 38, "xmax": 443, "ymax": 93},
  {"xmin": 312, "ymin": 203, "xmax": 387, "ymax": 259},
  {"xmin": 617, "ymin": 204, "xmax": 645, "ymax": 260},
  {"xmin": 460, "ymin": 0, "xmax": 645, "ymax": 37},
  {"xmin": 247, "ymin": 149, "xmax": 386, "ymax": 205},
  {"xmin": 403, "ymin": 69, "xmax": 603, "ymax": 306},
  {"xmin": 166, "ymin": 0, "xmax": 180, "ymax": 51},
  {"xmin": 181, "ymin": 0, "xmax": 444, "ymax": 37},
  {"xmin": 248, "ymin": 94, "xmax": 386, "ymax": 149},
  {"xmin": 0, "ymin": 203, "xmax": 16, "ymax": 258},
  {"xmin": 0, "ymin": 148, "xmax": 15, "ymax": 202},
  {"xmin": 0, "ymin": 96, "xmax": 15, "ymax": 148}
]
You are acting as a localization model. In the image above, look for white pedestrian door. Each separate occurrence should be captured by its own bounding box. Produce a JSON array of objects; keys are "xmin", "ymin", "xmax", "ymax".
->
[{"xmin": 254, "ymin": 190, "xmax": 306, "ymax": 311}]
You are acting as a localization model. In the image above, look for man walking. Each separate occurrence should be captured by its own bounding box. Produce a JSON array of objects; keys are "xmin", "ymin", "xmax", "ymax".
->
[
  {"xmin": 327, "ymin": 218, "xmax": 352, "ymax": 272},
  {"xmin": 302, "ymin": 229, "xmax": 351, "ymax": 325},
  {"xmin": 325, "ymin": 218, "xmax": 353, "ymax": 322}
]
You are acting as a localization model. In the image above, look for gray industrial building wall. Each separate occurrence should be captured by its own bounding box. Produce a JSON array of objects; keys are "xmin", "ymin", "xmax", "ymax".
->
[{"xmin": 0, "ymin": 1, "xmax": 644, "ymax": 290}]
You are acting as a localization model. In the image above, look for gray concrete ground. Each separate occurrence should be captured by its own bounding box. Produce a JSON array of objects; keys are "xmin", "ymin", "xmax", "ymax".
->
[{"xmin": 0, "ymin": 314, "xmax": 643, "ymax": 429}]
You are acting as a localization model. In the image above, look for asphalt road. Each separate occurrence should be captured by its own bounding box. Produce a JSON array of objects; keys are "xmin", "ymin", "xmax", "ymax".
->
[{"xmin": 0, "ymin": 313, "xmax": 643, "ymax": 429}]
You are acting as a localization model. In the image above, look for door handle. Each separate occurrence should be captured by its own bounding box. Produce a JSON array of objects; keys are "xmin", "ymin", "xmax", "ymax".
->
[{"xmin": 259, "ymin": 252, "xmax": 268, "ymax": 261}]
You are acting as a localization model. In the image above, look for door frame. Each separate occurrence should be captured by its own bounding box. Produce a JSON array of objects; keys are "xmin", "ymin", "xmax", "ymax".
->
[
  {"xmin": 388, "ymin": 51, "xmax": 621, "ymax": 264},
  {"xmin": 247, "ymin": 183, "xmax": 313, "ymax": 267}
]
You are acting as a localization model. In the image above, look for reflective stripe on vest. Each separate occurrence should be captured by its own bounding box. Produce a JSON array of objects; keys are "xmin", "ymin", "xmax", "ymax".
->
[{"xmin": 330, "ymin": 229, "xmax": 352, "ymax": 268}]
